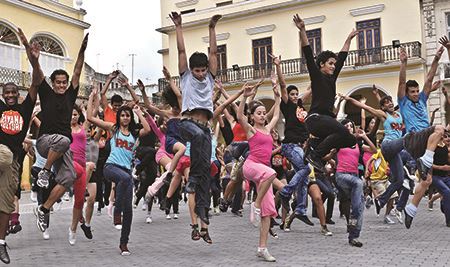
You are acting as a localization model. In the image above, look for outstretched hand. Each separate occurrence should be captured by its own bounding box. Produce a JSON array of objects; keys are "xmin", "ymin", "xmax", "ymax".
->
[
  {"xmin": 162, "ymin": 66, "xmax": 171, "ymax": 80},
  {"xmin": 209, "ymin": 14, "xmax": 222, "ymax": 28},
  {"xmin": 242, "ymin": 82, "xmax": 256, "ymax": 97},
  {"xmin": 347, "ymin": 29, "xmax": 359, "ymax": 40},
  {"xmin": 435, "ymin": 46, "xmax": 445, "ymax": 59},
  {"xmin": 431, "ymin": 80, "xmax": 442, "ymax": 92},
  {"xmin": 399, "ymin": 47, "xmax": 408, "ymax": 63},
  {"xmin": 17, "ymin": 28, "xmax": 30, "ymax": 48},
  {"xmin": 438, "ymin": 36, "xmax": 450, "ymax": 50},
  {"xmin": 169, "ymin": 12, "xmax": 182, "ymax": 26},
  {"xmin": 108, "ymin": 70, "xmax": 120, "ymax": 80},
  {"xmin": 355, "ymin": 128, "xmax": 366, "ymax": 138},
  {"xmin": 372, "ymin": 84, "xmax": 379, "ymax": 96},
  {"xmin": 272, "ymin": 84, "xmax": 281, "ymax": 98},
  {"xmin": 293, "ymin": 14, "xmax": 305, "ymax": 31},
  {"xmin": 268, "ymin": 53, "xmax": 281, "ymax": 66},
  {"xmin": 80, "ymin": 33, "xmax": 89, "ymax": 53},
  {"xmin": 137, "ymin": 79, "xmax": 145, "ymax": 90},
  {"xmin": 214, "ymin": 79, "xmax": 224, "ymax": 90},
  {"xmin": 118, "ymin": 76, "xmax": 129, "ymax": 87}
]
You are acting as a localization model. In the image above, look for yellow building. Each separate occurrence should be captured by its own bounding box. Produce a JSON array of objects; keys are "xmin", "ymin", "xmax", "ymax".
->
[
  {"xmin": 0, "ymin": 0, "xmax": 90, "ymax": 89},
  {"xmin": 157, "ymin": 0, "xmax": 444, "ymax": 126},
  {"xmin": 0, "ymin": 0, "xmax": 90, "ymax": 189}
]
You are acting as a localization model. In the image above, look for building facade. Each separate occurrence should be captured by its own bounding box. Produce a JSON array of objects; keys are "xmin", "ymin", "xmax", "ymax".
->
[
  {"xmin": 156, "ymin": 0, "xmax": 449, "ymax": 126},
  {"xmin": 0, "ymin": 0, "xmax": 90, "ymax": 95}
]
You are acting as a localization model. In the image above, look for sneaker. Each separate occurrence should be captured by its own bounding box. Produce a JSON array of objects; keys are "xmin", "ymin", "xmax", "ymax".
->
[
  {"xmin": 80, "ymin": 224, "xmax": 93, "ymax": 239},
  {"xmin": 0, "ymin": 243, "xmax": 10, "ymax": 264},
  {"xmin": 231, "ymin": 210, "xmax": 243, "ymax": 217},
  {"xmin": 145, "ymin": 216, "xmax": 152, "ymax": 224},
  {"xmin": 404, "ymin": 209, "xmax": 414, "ymax": 229},
  {"xmin": 392, "ymin": 208, "xmax": 403, "ymax": 224},
  {"xmin": 37, "ymin": 169, "xmax": 52, "ymax": 188},
  {"xmin": 428, "ymin": 201, "xmax": 433, "ymax": 211},
  {"xmin": 119, "ymin": 244, "xmax": 131, "ymax": 256},
  {"xmin": 284, "ymin": 215, "xmax": 293, "ymax": 232},
  {"xmin": 321, "ymin": 225, "xmax": 333, "ymax": 236},
  {"xmin": 374, "ymin": 198, "xmax": 382, "ymax": 216},
  {"xmin": 349, "ymin": 239, "xmax": 363, "ymax": 247},
  {"xmin": 295, "ymin": 214, "xmax": 314, "ymax": 226},
  {"xmin": 213, "ymin": 207, "xmax": 220, "ymax": 215},
  {"xmin": 33, "ymin": 206, "xmax": 48, "ymax": 232},
  {"xmin": 280, "ymin": 194, "xmax": 291, "ymax": 213},
  {"xmin": 173, "ymin": 214, "xmax": 179, "ymax": 219},
  {"xmin": 269, "ymin": 228, "xmax": 278, "ymax": 239},
  {"xmin": 256, "ymin": 247, "xmax": 276, "ymax": 262},
  {"xmin": 365, "ymin": 196, "xmax": 373, "ymax": 209},
  {"xmin": 416, "ymin": 158, "xmax": 430, "ymax": 181},
  {"xmin": 68, "ymin": 228, "xmax": 76, "ymax": 246},
  {"xmin": 30, "ymin": 191, "xmax": 38, "ymax": 202},
  {"xmin": 384, "ymin": 216, "xmax": 395, "ymax": 225},
  {"xmin": 326, "ymin": 219, "xmax": 336, "ymax": 225},
  {"xmin": 8, "ymin": 223, "xmax": 22, "ymax": 234},
  {"xmin": 250, "ymin": 203, "xmax": 261, "ymax": 227},
  {"xmin": 63, "ymin": 192, "xmax": 70, "ymax": 201},
  {"xmin": 166, "ymin": 214, "xmax": 172, "ymax": 220},
  {"xmin": 304, "ymin": 151, "xmax": 326, "ymax": 173},
  {"xmin": 113, "ymin": 214, "xmax": 122, "ymax": 230},
  {"xmin": 96, "ymin": 210, "xmax": 102, "ymax": 216},
  {"xmin": 43, "ymin": 229, "xmax": 50, "ymax": 240},
  {"xmin": 141, "ymin": 201, "xmax": 148, "ymax": 211}
]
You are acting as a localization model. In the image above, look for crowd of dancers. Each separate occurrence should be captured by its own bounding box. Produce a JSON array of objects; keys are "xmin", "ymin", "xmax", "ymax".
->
[{"xmin": 0, "ymin": 12, "xmax": 450, "ymax": 264}]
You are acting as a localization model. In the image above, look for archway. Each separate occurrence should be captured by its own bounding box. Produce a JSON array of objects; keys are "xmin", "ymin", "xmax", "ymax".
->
[{"xmin": 0, "ymin": 22, "xmax": 21, "ymax": 70}]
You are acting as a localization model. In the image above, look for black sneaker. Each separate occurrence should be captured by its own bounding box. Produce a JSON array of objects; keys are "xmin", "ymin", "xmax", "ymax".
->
[
  {"xmin": 280, "ymin": 194, "xmax": 291, "ymax": 213},
  {"xmin": 416, "ymin": 158, "xmax": 430, "ymax": 181},
  {"xmin": 349, "ymin": 239, "xmax": 363, "ymax": 247},
  {"xmin": 325, "ymin": 219, "xmax": 335, "ymax": 225},
  {"xmin": 270, "ymin": 217, "xmax": 280, "ymax": 226},
  {"xmin": 37, "ymin": 169, "xmax": 53, "ymax": 188},
  {"xmin": 295, "ymin": 214, "xmax": 314, "ymax": 226},
  {"xmin": 80, "ymin": 223, "xmax": 93, "ymax": 239},
  {"xmin": 446, "ymin": 221, "xmax": 450, "ymax": 227},
  {"xmin": 33, "ymin": 206, "xmax": 48, "ymax": 232},
  {"xmin": 304, "ymin": 151, "xmax": 326, "ymax": 173},
  {"xmin": 279, "ymin": 222, "xmax": 285, "ymax": 231},
  {"xmin": 164, "ymin": 172, "xmax": 173, "ymax": 185},
  {"xmin": 8, "ymin": 223, "xmax": 22, "ymax": 234},
  {"xmin": 404, "ymin": 209, "xmax": 413, "ymax": 229},
  {"xmin": 0, "ymin": 243, "xmax": 10, "ymax": 264},
  {"xmin": 218, "ymin": 198, "xmax": 230, "ymax": 212},
  {"xmin": 231, "ymin": 210, "xmax": 243, "ymax": 217}
]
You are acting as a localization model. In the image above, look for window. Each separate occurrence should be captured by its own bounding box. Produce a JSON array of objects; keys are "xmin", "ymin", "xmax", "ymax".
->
[
  {"xmin": 180, "ymin": 9, "xmax": 195, "ymax": 15},
  {"xmin": 301, "ymin": 28, "xmax": 322, "ymax": 58},
  {"xmin": 216, "ymin": 45, "xmax": 227, "ymax": 71},
  {"xmin": 0, "ymin": 23, "xmax": 21, "ymax": 70},
  {"xmin": 252, "ymin": 37, "xmax": 272, "ymax": 79},
  {"xmin": 356, "ymin": 18, "xmax": 381, "ymax": 64},
  {"xmin": 216, "ymin": 1, "xmax": 232, "ymax": 7},
  {"xmin": 447, "ymin": 13, "xmax": 450, "ymax": 38},
  {"xmin": 30, "ymin": 35, "xmax": 65, "ymax": 76}
]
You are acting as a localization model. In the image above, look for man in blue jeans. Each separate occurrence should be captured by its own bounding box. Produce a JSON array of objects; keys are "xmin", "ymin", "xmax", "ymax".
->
[{"xmin": 270, "ymin": 54, "xmax": 313, "ymax": 226}]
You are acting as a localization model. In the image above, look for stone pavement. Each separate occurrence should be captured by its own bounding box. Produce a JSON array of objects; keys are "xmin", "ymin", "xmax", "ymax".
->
[{"xmin": 5, "ymin": 192, "xmax": 450, "ymax": 267}]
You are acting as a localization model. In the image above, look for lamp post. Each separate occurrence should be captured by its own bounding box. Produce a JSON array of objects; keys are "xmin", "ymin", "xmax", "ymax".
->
[{"xmin": 129, "ymin": 53, "xmax": 137, "ymax": 84}]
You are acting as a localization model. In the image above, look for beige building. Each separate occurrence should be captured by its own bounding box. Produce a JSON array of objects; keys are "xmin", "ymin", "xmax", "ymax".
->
[
  {"xmin": 157, "ymin": 0, "xmax": 450, "ymax": 127},
  {"xmin": 0, "ymin": 0, "xmax": 90, "ymax": 95}
]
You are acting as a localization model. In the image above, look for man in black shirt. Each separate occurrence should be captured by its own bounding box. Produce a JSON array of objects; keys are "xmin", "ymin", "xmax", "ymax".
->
[
  {"xmin": 293, "ymin": 14, "xmax": 358, "ymax": 172},
  {"xmin": 270, "ymin": 54, "xmax": 317, "ymax": 227},
  {"xmin": 30, "ymin": 32, "xmax": 88, "ymax": 233},
  {"xmin": 0, "ymin": 28, "xmax": 39, "ymax": 264}
]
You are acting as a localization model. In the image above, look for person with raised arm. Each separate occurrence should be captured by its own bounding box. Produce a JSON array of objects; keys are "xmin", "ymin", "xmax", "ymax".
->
[
  {"xmin": 87, "ymin": 87, "xmax": 150, "ymax": 255},
  {"xmin": 239, "ymin": 81, "xmax": 281, "ymax": 262},
  {"xmin": 100, "ymin": 70, "xmax": 123, "ymax": 124},
  {"xmin": 0, "ymin": 28, "xmax": 38, "ymax": 264},
  {"xmin": 292, "ymin": 14, "xmax": 359, "ymax": 172},
  {"xmin": 169, "ymin": 11, "xmax": 221, "ymax": 240}
]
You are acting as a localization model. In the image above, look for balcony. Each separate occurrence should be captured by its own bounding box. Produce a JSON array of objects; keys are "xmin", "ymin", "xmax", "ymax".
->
[{"xmin": 158, "ymin": 41, "xmax": 422, "ymax": 90}]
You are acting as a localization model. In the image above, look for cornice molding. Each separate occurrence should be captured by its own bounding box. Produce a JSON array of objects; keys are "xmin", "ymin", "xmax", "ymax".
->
[
  {"xmin": 175, "ymin": 0, "xmax": 198, "ymax": 8},
  {"xmin": 349, "ymin": 4, "xmax": 385, "ymax": 17},
  {"xmin": 202, "ymin": 32, "xmax": 230, "ymax": 43},
  {"xmin": 1, "ymin": 0, "xmax": 90, "ymax": 29},
  {"xmin": 40, "ymin": 0, "xmax": 87, "ymax": 15},
  {"xmin": 304, "ymin": 15, "xmax": 326, "ymax": 25},
  {"xmin": 245, "ymin": 24, "xmax": 276, "ymax": 35}
]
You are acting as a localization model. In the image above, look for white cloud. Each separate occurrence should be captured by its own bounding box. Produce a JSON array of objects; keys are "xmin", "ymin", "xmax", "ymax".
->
[{"xmin": 82, "ymin": 0, "xmax": 162, "ymax": 85}]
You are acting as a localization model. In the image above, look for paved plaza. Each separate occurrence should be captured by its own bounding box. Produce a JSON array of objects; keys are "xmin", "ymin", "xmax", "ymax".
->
[{"xmin": 5, "ymin": 192, "xmax": 450, "ymax": 267}]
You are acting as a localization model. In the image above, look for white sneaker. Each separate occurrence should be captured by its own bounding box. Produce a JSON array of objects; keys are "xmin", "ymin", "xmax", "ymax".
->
[
  {"xmin": 30, "ymin": 191, "xmax": 38, "ymax": 202},
  {"xmin": 63, "ymin": 192, "xmax": 70, "ymax": 201},
  {"xmin": 142, "ymin": 201, "xmax": 148, "ymax": 211},
  {"xmin": 145, "ymin": 216, "xmax": 152, "ymax": 224},
  {"xmin": 392, "ymin": 208, "xmax": 403, "ymax": 224},
  {"xmin": 43, "ymin": 229, "xmax": 50, "ymax": 240},
  {"xmin": 166, "ymin": 214, "xmax": 171, "ymax": 220},
  {"xmin": 115, "ymin": 224, "xmax": 122, "ymax": 230},
  {"xmin": 68, "ymin": 228, "xmax": 76, "ymax": 245},
  {"xmin": 213, "ymin": 207, "xmax": 220, "ymax": 215},
  {"xmin": 173, "ymin": 214, "xmax": 179, "ymax": 219},
  {"xmin": 384, "ymin": 216, "xmax": 395, "ymax": 225},
  {"xmin": 256, "ymin": 247, "xmax": 276, "ymax": 262}
]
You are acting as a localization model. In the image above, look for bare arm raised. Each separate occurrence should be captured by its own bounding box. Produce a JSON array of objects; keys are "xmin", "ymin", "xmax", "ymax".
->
[
  {"xmin": 71, "ymin": 33, "xmax": 89, "ymax": 89},
  {"xmin": 170, "ymin": 12, "xmax": 188, "ymax": 74}
]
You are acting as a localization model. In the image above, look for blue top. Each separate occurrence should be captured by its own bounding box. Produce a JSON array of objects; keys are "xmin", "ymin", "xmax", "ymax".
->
[
  {"xmin": 184, "ymin": 136, "xmax": 217, "ymax": 161},
  {"xmin": 383, "ymin": 112, "xmax": 404, "ymax": 142},
  {"xmin": 398, "ymin": 91, "xmax": 429, "ymax": 133},
  {"xmin": 106, "ymin": 130, "xmax": 137, "ymax": 170}
]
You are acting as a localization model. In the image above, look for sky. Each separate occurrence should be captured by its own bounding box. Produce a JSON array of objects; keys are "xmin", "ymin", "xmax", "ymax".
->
[{"xmin": 81, "ymin": 0, "xmax": 163, "ymax": 85}]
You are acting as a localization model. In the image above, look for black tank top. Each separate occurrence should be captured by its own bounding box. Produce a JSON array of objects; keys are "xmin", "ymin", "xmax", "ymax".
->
[{"xmin": 433, "ymin": 145, "xmax": 449, "ymax": 177}]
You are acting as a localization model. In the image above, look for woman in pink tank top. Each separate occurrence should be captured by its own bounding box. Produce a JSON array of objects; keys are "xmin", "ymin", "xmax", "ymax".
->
[{"xmin": 237, "ymin": 82, "xmax": 281, "ymax": 262}]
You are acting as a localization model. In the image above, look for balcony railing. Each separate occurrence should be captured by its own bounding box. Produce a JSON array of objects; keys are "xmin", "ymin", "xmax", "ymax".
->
[{"xmin": 158, "ymin": 41, "xmax": 422, "ymax": 91}]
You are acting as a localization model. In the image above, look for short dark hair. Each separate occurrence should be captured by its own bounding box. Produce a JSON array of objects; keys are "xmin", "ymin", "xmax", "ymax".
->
[
  {"xmin": 405, "ymin": 80, "xmax": 419, "ymax": 93},
  {"xmin": 2, "ymin": 82, "xmax": 18, "ymax": 92},
  {"xmin": 73, "ymin": 104, "xmax": 85, "ymax": 124},
  {"xmin": 379, "ymin": 95, "xmax": 393, "ymax": 107},
  {"xmin": 161, "ymin": 86, "xmax": 180, "ymax": 109},
  {"xmin": 287, "ymin": 85, "xmax": 298, "ymax": 94},
  {"xmin": 50, "ymin": 69, "xmax": 69, "ymax": 82},
  {"xmin": 340, "ymin": 118, "xmax": 355, "ymax": 132},
  {"xmin": 111, "ymin": 94, "xmax": 123, "ymax": 104},
  {"xmin": 189, "ymin": 52, "xmax": 208, "ymax": 69},
  {"xmin": 316, "ymin": 50, "xmax": 337, "ymax": 69}
]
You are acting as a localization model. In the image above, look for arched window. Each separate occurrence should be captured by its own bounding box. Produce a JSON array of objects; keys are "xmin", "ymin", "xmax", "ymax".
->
[
  {"xmin": 0, "ymin": 23, "xmax": 21, "ymax": 69},
  {"xmin": 30, "ymin": 34, "xmax": 65, "ymax": 76}
]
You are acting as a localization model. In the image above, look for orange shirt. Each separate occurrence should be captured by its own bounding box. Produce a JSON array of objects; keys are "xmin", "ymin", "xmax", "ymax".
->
[
  {"xmin": 104, "ymin": 105, "xmax": 116, "ymax": 124},
  {"xmin": 232, "ymin": 123, "xmax": 247, "ymax": 142}
]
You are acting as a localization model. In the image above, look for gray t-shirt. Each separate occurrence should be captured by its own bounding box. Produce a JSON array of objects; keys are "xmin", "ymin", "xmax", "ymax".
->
[{"xmin": 180, "ymin": 71, "xmax": 214, "ymax": 119}]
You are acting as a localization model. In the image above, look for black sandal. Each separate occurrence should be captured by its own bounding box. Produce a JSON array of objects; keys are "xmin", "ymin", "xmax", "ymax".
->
[
  {"xmin": 191, "ymin": 224, "xmax": 200, "ymax": 241},
  {"xmin": 200, "ymin": 228, "xmax": 212, "ymax": 244}
]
